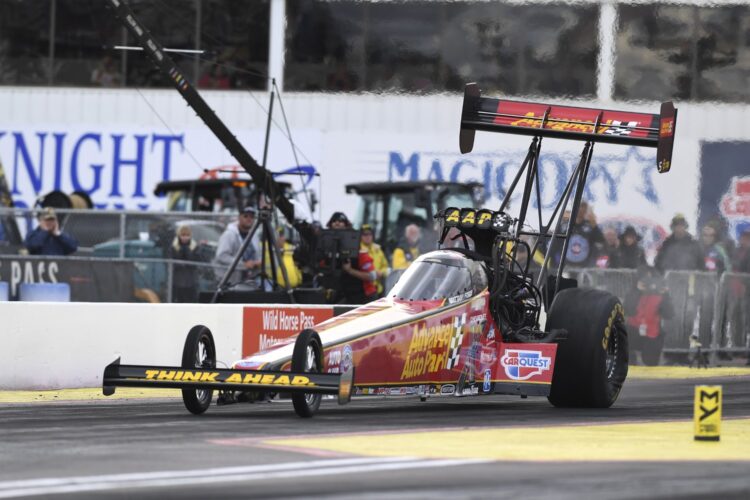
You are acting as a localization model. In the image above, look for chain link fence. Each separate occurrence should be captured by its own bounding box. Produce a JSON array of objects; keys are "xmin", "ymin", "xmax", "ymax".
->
[
  {"xmin": 1, "ymin": 206, "xmax": 235, "ymax": 255},
  {"xmin": 0, "ymin": 207, "xmax": 241, "ymax": 302}
]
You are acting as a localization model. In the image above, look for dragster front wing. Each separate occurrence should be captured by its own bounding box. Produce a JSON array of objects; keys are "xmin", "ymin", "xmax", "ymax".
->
[
  {"xmin": 459, "ymin": 83, "xmax": 677, "ymax": 173},
  {"xmin": 102, "ymin": 358, "xmax": 354, "ymax": 405}
]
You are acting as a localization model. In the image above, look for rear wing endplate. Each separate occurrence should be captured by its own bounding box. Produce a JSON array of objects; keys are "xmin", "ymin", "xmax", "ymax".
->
[{"xmin": 459, "ymin": 83, "xmax": 677, "ymax": 173}]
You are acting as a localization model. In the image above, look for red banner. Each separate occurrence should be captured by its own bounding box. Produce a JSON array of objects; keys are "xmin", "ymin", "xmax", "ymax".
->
[{"xmin": 242, "ymin": 306, "xmax": 335, "ymax": 356}]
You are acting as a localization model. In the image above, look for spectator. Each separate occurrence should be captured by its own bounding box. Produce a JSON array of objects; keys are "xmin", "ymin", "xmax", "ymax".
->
[
  {"xmin": 24, "ymin": 208, "xmax": 78, "ymax": 256},
  {"xmin": 392, "ymin": 224, "xmax": 422, "ymax": 271},
  {"xmin": 728, "ymin": 230, "xmax": 750, "ymax": 363},
  {"xmin": 734, "ymin": 230, "xmax": 750, "ymax": 273},
  {"xmin": 360, "ymin": 224, "xmax": 389, "ymax": 297},
  {"xmin": 564, "ymin": 201, "xmax": 605, "ymax": 268},
  {"xmin": 213, "ymin": 206, "xmax": 261, "ymax": 284},
  {"xmin": 91, "ymin": 55, "xmax": 121, "ymax": 87},
  {"xmin": 264, "ymin": 225, "xmax": 303, "ymax": 289},
  {"xmin": 198, "ymin": 64, "xmax": 231, "ymax": 89},
  {"xmin": 326, "ymin": 59, "xmax": 356, "ymax": 90},
  {"xmin": 654, "ymin": 214, "xmax": 704, "ymax": 272},
  {"xmin": 320, "ymin": 212, "xmax": 377, "ymax": 304},
  {"xmin": 624, "ymin": 265, "xmax": 674, "ymax": 365},
  {"xmin": 700, "ymin": 224, "xmax": 731, "ymax": 273},
  {"xmin": 655, "ymin": 214, "xmax": 706, "ymax": 351},
  {"xmin": 617, "ymin": 226, "xmax": 648, "ymax": 269},
  {"xmin": 596, "ymin": 227, "xmax": 621, "ymax": 268},
  {"xmin": 294, "ymin": 219, "xmax": 322, "ymax": 283},
  {"xmin": 706, "ymin": 215, "xmax": 735, "ymax": 260},
  {"xmin": 168, "ymin": 225, "xmax": 201, "ymax": 302}
]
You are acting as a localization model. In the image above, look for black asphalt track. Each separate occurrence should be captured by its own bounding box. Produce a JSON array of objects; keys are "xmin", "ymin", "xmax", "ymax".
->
[{"xmin": 1, "ymin": 376, "xmax": 749, "ymax": 499}]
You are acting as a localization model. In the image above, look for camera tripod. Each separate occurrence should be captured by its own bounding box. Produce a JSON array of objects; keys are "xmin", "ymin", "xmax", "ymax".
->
[{"xmin": 210, "ymin": 208, "xmax": 294, "ymax": 304}]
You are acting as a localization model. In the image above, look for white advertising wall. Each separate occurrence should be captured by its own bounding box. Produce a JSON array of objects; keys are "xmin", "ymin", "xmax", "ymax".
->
[
  {"xmin": 0, "ymin": 302, "xmax": 340, "ymax": 391},
  {"xmin": 1, "ymin": 87, "xmax": 749, "ymax": 247},
  {"xmin": 0, "ymin": 302, "xmax": 245, "ymax": 390}
]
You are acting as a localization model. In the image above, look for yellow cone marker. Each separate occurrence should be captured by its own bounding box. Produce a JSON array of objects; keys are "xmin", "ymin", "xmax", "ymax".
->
[{"xmin": 694, "ymin": 385, "xmax": 722, "ymax": 441}]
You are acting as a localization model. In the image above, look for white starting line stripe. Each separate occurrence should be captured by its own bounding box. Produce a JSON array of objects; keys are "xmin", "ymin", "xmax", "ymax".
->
[{"xmin": 0, "ymin": 457, "xmax": 489, "ymax": 498}]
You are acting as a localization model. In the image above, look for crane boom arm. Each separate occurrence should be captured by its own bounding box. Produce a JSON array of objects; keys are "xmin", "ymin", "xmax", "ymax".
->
[{"xmin": 106, "ymin": 0, "xmax": 295, "ymax": 222}]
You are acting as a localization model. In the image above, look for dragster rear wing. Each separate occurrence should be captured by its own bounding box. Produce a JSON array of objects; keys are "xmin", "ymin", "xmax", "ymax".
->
[
  {"xmin": 102, "ymin": 358, "xmax": 354, "ymax": 405},
  {"xmin": 459, "ymin": 83, "xmax": 677, "ymax": 173}
]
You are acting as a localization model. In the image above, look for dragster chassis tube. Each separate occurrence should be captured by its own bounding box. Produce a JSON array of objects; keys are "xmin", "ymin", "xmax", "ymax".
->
[{"xmin": 102, "ymin": 358, "xmax": 354, "ymax": 405}]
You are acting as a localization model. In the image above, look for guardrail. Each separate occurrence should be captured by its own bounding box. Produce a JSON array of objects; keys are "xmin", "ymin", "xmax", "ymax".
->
[
  {"xmin": 0, "ymin": 254, "xmax": 228, "ymax": 303},
  {"xmin": 578, "ymin": 267, "xmax": 749, "ymax": 361}
]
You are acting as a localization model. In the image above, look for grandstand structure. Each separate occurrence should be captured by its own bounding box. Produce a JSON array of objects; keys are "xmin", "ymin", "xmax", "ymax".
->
[
  {"xmin": 0, "ymin": 0, "xmax": 748, "ymax": 103},
  {"xmin": 0, "ymin": 0, "xmax": 748, "ymax": 232}
]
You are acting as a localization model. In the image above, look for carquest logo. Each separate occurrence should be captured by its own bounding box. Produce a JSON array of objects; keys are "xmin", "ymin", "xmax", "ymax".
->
[{"xmin": 500, "ymin": 350, "xmax": 551, "ymax": 380}]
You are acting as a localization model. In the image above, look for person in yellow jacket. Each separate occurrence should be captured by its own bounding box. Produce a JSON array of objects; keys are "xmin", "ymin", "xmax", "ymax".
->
[
  {"xmin": 391, "ymin": 224, "xmax": 422, "ymax": 271},
  {"xmin": 359, "ymin": 224, "xmax": 389, "ymax": 296},
  {"xmin": 264, "ymin": 225, "xmax": 303, "ymax": 289}
]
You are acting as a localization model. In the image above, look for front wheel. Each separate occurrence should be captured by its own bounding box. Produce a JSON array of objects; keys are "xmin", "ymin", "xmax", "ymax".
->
[
  {"xmin": 181, "ymin": 325, "xmax": 216, "ymax": 414},
  {"xmin": 291, "ymin": 329, "xmax": 323, "ymax": 418},
  {"xmin": 546, "ymin": 288, "xmax": 628, "ymax": 408}
]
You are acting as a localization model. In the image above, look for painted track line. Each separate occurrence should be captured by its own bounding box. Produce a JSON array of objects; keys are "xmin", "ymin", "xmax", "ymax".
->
[{"xmin": 0, "ymin": 457, "xmax": 489, "ymax": 498}]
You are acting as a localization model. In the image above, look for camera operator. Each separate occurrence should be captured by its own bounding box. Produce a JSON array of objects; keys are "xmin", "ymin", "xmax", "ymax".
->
[{"xmin": 318, "ymin": 212, "xmax": 378, "ymax": 304}]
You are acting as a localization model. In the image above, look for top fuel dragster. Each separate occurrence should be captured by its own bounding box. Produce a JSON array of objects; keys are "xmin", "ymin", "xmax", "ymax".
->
[{"xmin": 103, "ymin": 83, "xmax": 677, "ymax": 417}]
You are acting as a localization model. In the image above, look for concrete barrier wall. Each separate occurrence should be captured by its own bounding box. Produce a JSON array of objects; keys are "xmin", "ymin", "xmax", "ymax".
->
[{"xmin": 0, "ymin": 302, "xmax": 330, "ymax": 390}]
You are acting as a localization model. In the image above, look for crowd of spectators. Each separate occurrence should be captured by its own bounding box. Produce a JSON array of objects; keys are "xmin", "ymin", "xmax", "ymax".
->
[
  {"xmin": 294, "ymin": 212, "xmax": 428, "ymax": 305},
  {"xmin": 546, "ymin": 203, "xmax": 749, "ymax": 364},
  {"xmin": 13, "ymin": 203, "xmax": 750, "ymax": 317},
  {"xmin": 549, "ymin": 201, "xmax": 747, "ymax": 277}
]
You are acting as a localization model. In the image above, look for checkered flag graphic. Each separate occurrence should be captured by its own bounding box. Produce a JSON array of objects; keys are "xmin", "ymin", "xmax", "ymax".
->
[
  {"xmin": 445, "ymin": 313, "xmax": 466, "ymax": 370},
  {"xmin": 603, "ymin": 120, "xmax": 638, "ymax": 136}
]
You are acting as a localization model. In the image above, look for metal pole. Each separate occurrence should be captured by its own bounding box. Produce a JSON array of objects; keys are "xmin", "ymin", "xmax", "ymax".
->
[
  {"xmin": 535, "ymin": 144, "xmax": 588, "ymax": 292},
  {"xmin": 119, "ymin": 213, "xmax": 126, "ymax": 259},
  {"xmin": 498, "ymin": 138, "xmax": 537, "ymax": 214},
  {"xmin": 555, "ymin": 141, "xmax": 595, "ymax": 288},
  {"xmin": 166, "ymin": 260, "xmax": 174, "ymax": 303},
  {"xmin": 262, "ymin": 82, "xmax": 275, "ymax": 171},
  {"xmin": 268, "ymin": 0, "xmax": 286, "ymax": 92},
  {"xmin": 514, "ymin": 138, "xmax": 542, "ymax": 239},
  {"xmin": 48, "ymin": 0, "xmax": 56, "ymax": 85},
  {"xmin": 709, "ymin": 272, "xmax": 725, "ymax": 365},
  {"xmin": 194, "ymin": 0, "xmax": 202, "ymax": 85}
]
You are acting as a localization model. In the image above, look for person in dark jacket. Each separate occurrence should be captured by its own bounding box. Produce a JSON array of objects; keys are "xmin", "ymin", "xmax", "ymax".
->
[
  {"xmin": 318, "ymin": 212, "xmax": 376, "ymax": 304},
  {"xmin": 734, "ymin": 230, "xmax": 750, "ymax": 274},
  {"xmin": 596, "ymin": 227, "xmax": 621, "ymax": 268},
  {"xmin": 700, "ymin": 223, "xmax": 731, "ymax": 274},
  {"xmin": 168, "ymin": 225, "xmax": 201, "ymax": 302},
  {"xmin": 654, "ymin": 214, "xmax": 707, "ymax": 350},
  {"xmin": 617, "ymin": 225, "xmax": 647, "ymax": 269},
  {"xmin": 564, "ymin": 201, "xmax": 605, "ymax": 269},
  {"xmin": 654, "ymin": 214, "xmax": 704, "ymax": 272},
  {"xmin": 24, "ymin": 207, "xmax": 78, "ymax": 256},
  {"xmin": 624, "ymin": 266, "xmax": 674, "ymax": 365},
  {"xmin": 729, "ymin": 231, "xmax": 750, "ymax": 364}
]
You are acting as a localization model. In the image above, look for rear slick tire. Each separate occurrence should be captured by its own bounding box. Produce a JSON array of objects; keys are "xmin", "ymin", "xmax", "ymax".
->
[
  {"xmin": 291, "ymin": 329, "xmax": 323, "ymax": 418},
  {"xmin": 547, "ymin": 287, "xmax": 628, "ymax": 408},
  {"xmin": 181, "ymin": 325, "xmax": 216, "ymax": 415}
]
